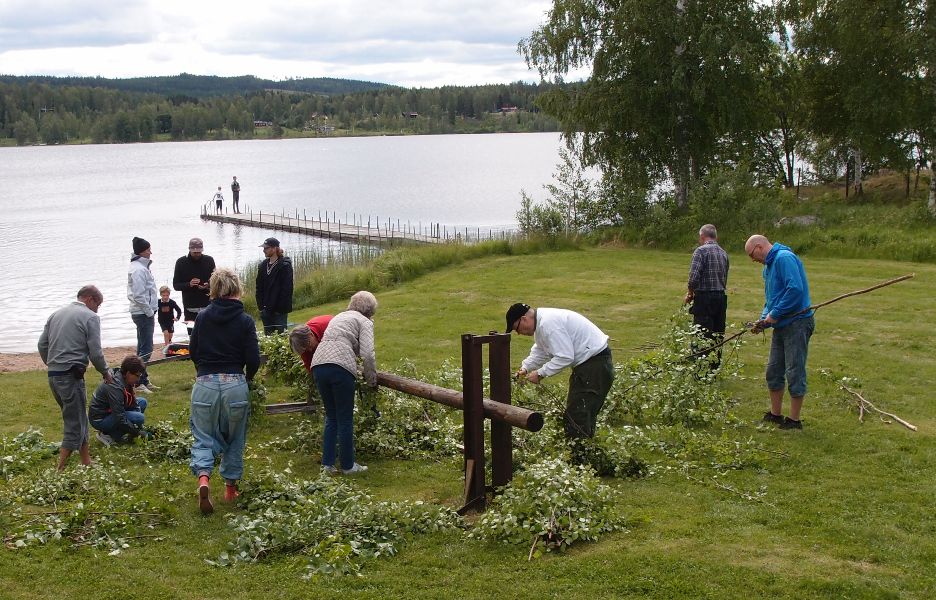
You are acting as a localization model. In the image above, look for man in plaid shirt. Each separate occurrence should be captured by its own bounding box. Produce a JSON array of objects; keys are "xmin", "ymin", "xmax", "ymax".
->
[{"xmin": 684, "ymin": 224, "xmax": 729, "ymax": 368}]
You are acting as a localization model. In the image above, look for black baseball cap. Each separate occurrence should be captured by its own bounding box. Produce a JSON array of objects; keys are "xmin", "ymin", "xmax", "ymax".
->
[
  {"xmin": 260, "ymin": 237, "xmax": 280, "ymax": 248},
  {"xmin": 505, "ymin": 303, "xmax": 531, "ymax": 333}
]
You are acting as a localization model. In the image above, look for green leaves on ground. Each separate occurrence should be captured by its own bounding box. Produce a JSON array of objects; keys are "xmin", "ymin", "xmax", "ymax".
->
[
  {"xmin": 211, "ymin": 471, "xmax": 463, "ymax": 580},
  {"xmin": 471, "ymin": 458, "xmax": 625, "ymax": 556},
  {"xmin": 2, "ymin": 460, "xmax": 170, "ymax": 553},
  {"xmin": 1, "ymin": 428, "xmax": 57, "ymax": 480}
]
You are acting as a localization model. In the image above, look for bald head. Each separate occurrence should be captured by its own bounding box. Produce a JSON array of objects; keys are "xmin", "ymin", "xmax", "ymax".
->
[
  {"xmin": 77, "ymin": 285, "xmax": 102, "ymax": 303},
  {"xmin": 76, "ymin": 285, "xmax": 103, "ymax": 313},
  {"xmin": 745, "ymin": 235, "xmax": 772, "ymax": 264}
]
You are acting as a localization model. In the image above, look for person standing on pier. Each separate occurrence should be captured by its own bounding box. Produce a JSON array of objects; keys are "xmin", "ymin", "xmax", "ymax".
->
[
  {"xmin": 212, "ymin": 186, "xmax": 224, "ymax": 214},
  {"xmin": 255, "ymin": 237, "xmax": 294, "ymax": 334},
  {"xmin": 173, "ymin": 237, "xmax": 216, "ymax": 334},
  {"xmin": 231, "ymin": 176, "xmax": 241, "ymax": 214}
]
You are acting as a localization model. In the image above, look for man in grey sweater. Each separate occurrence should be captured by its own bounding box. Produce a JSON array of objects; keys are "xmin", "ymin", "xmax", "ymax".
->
[{"xmin": 38, "ymin": 285, "xmax": 114, "ymax": 471}]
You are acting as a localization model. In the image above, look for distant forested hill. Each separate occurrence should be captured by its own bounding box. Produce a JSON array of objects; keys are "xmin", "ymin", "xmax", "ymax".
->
[
  {"xmin": 0, "ymin": 73, "xmax": 392, "ymax": 98},
  {"xmin": 0, "ymin": 75, "xmax": 560, "ymax": 145}
]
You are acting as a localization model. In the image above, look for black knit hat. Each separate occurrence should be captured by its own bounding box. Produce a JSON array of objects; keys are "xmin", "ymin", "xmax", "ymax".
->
[{"xmin": 132, "ymin": 237, "xmax": 151, "ymax": 255}]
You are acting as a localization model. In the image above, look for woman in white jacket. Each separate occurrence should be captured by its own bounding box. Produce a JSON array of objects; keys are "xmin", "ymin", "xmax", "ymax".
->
[{"xmin": 310, "ymin": 291, "xmax": 378, "ymax": 474}]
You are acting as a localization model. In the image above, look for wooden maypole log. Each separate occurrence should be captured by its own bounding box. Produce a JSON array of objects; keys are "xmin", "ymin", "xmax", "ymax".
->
[{"xmin": 375, "ymin": 371, "xmax": 544, "ymax": 432}]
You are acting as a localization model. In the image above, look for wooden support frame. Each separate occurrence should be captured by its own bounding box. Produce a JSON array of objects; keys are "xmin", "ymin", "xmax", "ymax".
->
[
  {"xmin": 261, "ymin": 332, "xmax": 536, "ymax": 514},
  {"xmin": 457, "ymin": 332, "xmax": 513, "ymax": 514}
]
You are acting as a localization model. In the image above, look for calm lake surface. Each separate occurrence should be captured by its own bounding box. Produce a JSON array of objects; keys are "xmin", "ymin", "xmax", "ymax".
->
[{"xmin": 0, "ymin": 133, "xmax": 563, "ymax": 352}]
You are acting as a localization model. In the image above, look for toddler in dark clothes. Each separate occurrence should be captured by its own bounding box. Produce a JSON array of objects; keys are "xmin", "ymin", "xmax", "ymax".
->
[{"xmin": 158, "ymin": 285, "xmax": 182, "ymax": 345}]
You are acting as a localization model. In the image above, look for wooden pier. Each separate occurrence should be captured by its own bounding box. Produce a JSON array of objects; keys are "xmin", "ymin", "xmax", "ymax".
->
[{"xmin": 201, "ymin": 205, "xmax": 474, "ymax": 245}]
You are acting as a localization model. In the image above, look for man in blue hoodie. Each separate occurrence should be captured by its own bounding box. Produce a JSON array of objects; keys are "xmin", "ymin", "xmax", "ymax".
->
[{"xmin": 745, "ymin": 235, "xmax": 815, "ymax": 430}]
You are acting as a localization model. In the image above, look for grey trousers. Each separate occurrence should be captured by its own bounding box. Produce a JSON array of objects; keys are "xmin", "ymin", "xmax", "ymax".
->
[{"xmin": 49, "ymin": 373, "xmax": 89, "ymax": 450}]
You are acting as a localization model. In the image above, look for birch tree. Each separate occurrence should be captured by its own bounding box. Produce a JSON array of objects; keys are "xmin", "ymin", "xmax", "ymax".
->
[
  {"xmin": 923, "ymin": 0, "xmax": 936, "ymax": 214},
  {"xmin": 520, "ymin": 0, "xmax": 775, "ymax": 210},
  {"xmin": 789, "ymin": 0, "xmax": 919, "ymax": 197}
]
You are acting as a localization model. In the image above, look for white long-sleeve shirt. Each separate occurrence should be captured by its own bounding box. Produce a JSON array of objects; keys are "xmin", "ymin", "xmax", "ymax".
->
[{"xmin": 520, "ymin": 308, "xmax": 609, "ymax": 378}]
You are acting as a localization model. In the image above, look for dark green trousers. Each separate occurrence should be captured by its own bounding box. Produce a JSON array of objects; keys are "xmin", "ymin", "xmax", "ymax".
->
[{"xmin": 564, "ymin": 349, "xmax": 614, "ymax": 439}]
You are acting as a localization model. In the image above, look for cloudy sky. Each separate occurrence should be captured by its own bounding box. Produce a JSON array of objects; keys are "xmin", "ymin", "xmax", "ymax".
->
[{"xmin": 0, "ymin": 0, "xmax": 559, "ymax": 87}]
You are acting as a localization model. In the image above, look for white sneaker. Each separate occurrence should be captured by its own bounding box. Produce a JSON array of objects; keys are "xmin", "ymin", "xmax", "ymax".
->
[
  {"xmin": 96, "ymin": 431, "xmax": 115, "ymax": 447},
  {"xmin": 322, "ymin": 465, "xmax": 338, "ymax": 475},
  {"xmin": 134, "ymin": 385, "xmax": 155, "ymax": 395},
  {"xmin": 342, "ymin": 463, "xmax": 368, "ymax": 475},
  {"xmin": 146, "ymin": 382, "xmax": 161, "ymax": 390}
]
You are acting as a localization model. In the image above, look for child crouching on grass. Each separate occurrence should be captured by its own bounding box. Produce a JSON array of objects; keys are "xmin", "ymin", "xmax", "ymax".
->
[{"xmin": 158, "ymin": 285, "xmax": 182, "ymax": 345}]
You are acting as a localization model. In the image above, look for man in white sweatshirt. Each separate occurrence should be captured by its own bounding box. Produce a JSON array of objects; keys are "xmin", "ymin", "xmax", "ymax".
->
[
  {"xmin": 128, "ymin": 236, "xmax": 158, "ymax": 393},
  {"xmin": 506, "ymin": 303, "xmax": 614, "ymax": 440}
]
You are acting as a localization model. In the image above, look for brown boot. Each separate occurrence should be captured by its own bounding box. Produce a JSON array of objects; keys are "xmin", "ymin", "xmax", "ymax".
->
[
  {"xmin": 224, "ymin": 481, "xmax": 240, "ymax": 503},
  {"xmin": 198, "ymin": 474, "xmax": 213, "ymax": 515}
]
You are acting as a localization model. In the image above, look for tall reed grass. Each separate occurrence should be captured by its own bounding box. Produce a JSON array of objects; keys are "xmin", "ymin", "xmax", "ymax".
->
[{"xmin": 239, "ymin": 235, "xmax": 580, "ymax": 316}]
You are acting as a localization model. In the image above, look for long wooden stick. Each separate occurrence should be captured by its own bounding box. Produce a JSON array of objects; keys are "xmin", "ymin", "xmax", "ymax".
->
[
  {"xmin": 798, "ymin": 273, "xmax": 915, "ymax": 316},
  {"xmin": 840, "ymin": 383, "xmax": 917, "ymax": 431},
  {"xmin": 682, "ymin": 274, "xmax": 915, "ymax": 361}
]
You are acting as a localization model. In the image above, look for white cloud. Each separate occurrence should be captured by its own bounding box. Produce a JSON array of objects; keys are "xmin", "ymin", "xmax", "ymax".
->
[{"xmin": 0, "ymin": 0, "xmax": 555, "ymax": 86}]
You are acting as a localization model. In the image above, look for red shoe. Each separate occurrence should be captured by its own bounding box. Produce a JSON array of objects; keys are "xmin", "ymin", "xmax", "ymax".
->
[
  {"xmin": 224, "ymin": 483, "xmax": 240, "ymax": 503},
  {"xmin": 198, "ymin": 475, "xmax": 213, "ymax": 515}
]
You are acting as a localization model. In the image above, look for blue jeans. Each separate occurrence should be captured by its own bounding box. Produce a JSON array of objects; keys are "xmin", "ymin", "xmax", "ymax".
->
[
  {"xmin": 131, "ymin": 313, "xmax": 154, "ymax": 385},
  {"xmin": 766, "ymin": 316, "xmax": 815, "ymax": 397},
  {"xmin": 312, "ymin": 364, "xmax": 357, "ymax": 470},
  {"xmin": 91, "ymin": 398, "xmax": 147, "ymax": 442},
  {"xmin": 260, "ymin": 310, "xmax": 288, "ymax": 334},
  {"xmin": 189, "ymin": 374, "xmax": 249, "ymax": 481}
]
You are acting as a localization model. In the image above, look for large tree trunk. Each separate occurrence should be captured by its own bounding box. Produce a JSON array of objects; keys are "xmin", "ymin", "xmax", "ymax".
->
[
  {"xmin": 674, "ymin": 156, "xmax": 690, "ymax": 210},
  {"xmin": 928, "ymin": 160, "xmax": 936, "ymax": 216},
  {"xmin": 845, "ymin": 159, "xmax": 850, "ymax": 199},
  {"xmin": 852, "ymin": 147, "xmax": 864, "ymax": 196},
  {"xmin": 780, "ymin": 113, "xmax": 795, "ymax": 188},
  {"xmin": 675, "ymin": 178, "xmax": 689, "ymax": 210}
]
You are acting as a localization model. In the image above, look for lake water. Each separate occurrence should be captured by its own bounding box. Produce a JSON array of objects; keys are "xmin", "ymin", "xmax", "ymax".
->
[{"xmin": 0, "ymin": 133, "xmax": 563, "ymax": 353}]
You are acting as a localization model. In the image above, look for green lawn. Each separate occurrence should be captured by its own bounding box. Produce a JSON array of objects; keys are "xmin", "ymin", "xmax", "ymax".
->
[{"xmin": 1, "ymin": 246, "xmax": 934, "ymax": 599}]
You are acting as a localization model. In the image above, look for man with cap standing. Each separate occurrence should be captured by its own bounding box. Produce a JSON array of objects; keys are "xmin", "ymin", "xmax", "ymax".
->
[
  {"xmin": 173, "ymin": 237, "xmax": 216, "ymax": 334},
  {"xmin": 39, "ymin": 285, "xmax": 114, "ymax": 470},
  {"xmin": 255, "ymin": 237, "xmax": 294, "ymax": 334},
  {"xmin": 128, "ymin": 236, "xmax": 158, "ymax": 393},
  {"xmin": 506, "ymin": 303, "xmax": 614, "ymax": 442}
]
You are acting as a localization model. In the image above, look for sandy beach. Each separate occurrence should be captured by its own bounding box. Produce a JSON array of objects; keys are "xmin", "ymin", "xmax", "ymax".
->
[{"xmin": 0, "ymin": 345, "xmax": 165, "ymax": 374}]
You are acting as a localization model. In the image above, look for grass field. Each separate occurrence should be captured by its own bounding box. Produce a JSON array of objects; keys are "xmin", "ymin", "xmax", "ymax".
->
[{"xmin": 1, "ymin": 246, "xmax": 934, "ymax": 599}]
